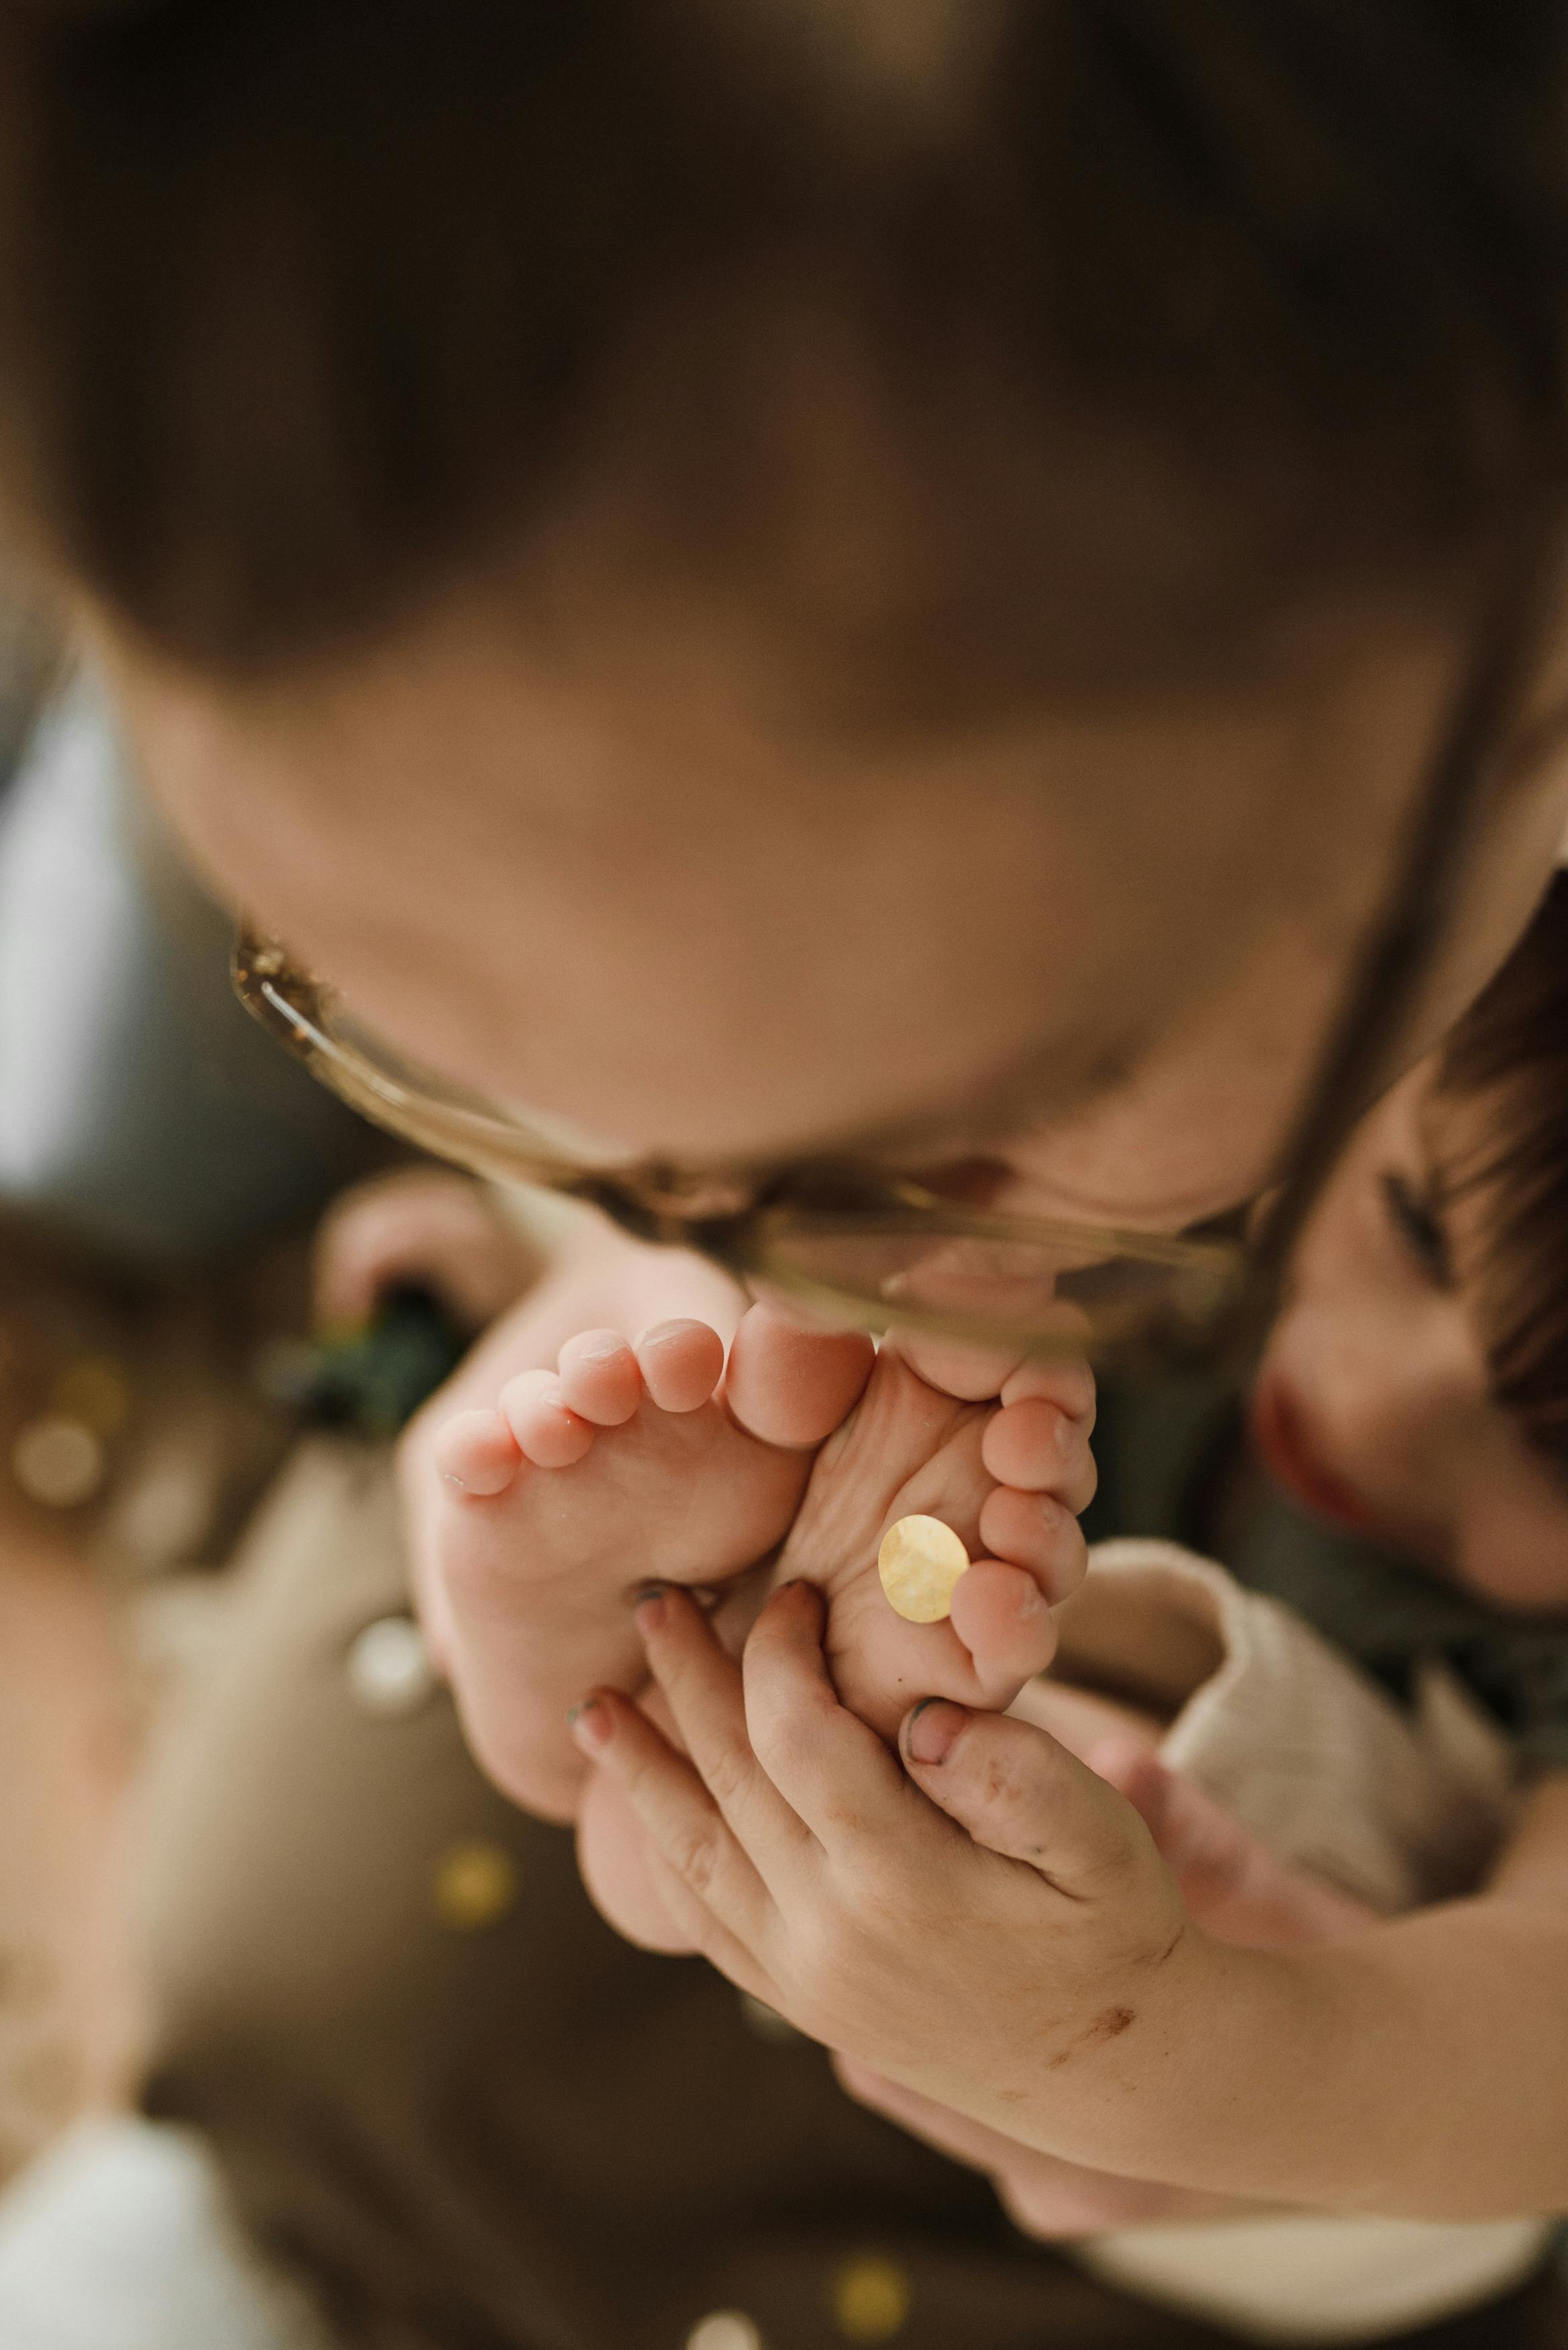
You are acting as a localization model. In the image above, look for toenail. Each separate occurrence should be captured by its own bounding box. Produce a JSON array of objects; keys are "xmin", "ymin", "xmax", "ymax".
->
[
  {"xmin": 567, "ymin": 1696, "xmax": 612, "ymax": 1751},
  {"xmin": 903, "ymin": 1699, "xmax": 966, "ymax": 1767}
]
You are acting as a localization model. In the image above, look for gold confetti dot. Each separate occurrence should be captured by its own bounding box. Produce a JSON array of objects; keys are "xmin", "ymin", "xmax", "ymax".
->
[
  {"xmin": 877, "ymin": 1515, "xmax": 969, "ymax": 1623},
  {"xmin": 11, "ymin": 1418, "xmax": 106, "ymax": 1509},
  {"xmin": 432, "ymin": 1840, "xmax": 518, "ymax": 1931},
  {"xmin": 832, "ymin": 2255, "xmax": 911, "ymax": 2341},
  {"xmin": 49, "ymin": 1357, "xmax": 132, "ymax": 1436}
]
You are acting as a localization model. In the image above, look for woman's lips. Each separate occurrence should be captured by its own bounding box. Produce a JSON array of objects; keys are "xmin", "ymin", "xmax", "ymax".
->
[{"xmin": 1248, "ymin": 1373, "xmax": 1381, "ymax": 1536}]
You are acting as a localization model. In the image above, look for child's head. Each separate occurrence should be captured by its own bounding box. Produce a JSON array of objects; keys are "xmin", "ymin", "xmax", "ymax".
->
[{"xmin": 1255, "ymin": 873, "xmax": 1568, "ymax": 1609}]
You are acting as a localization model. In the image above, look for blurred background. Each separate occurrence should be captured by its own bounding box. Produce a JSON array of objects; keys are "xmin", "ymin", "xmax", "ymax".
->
[{"xmin": 0, "ymin": 582, "xmax": 385, "ymax": 2202}]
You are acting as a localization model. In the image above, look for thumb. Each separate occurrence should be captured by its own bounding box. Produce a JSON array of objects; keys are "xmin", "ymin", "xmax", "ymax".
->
[{"xmin": 899, "ymin": 1699, "xmax": 1153, "ymax": 1897}]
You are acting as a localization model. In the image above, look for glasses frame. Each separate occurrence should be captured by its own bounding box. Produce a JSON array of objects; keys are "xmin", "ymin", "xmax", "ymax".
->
[{"xmin": 233, "ymin": 518, "xmax": 1564, "ymax": 1373}]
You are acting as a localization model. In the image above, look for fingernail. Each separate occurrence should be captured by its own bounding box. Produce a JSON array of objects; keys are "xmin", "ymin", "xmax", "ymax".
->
[
  {"xmin": 567, "ymin": 1696, "xmax": 611, "ymax": 1751},
  {"xmin": 904, "ymin": 1698, "xmax": 967, "ymax": 1767},
  {"xmin": 632, "ymin": 1585, "xmax": 667, "ymax": 1632}
]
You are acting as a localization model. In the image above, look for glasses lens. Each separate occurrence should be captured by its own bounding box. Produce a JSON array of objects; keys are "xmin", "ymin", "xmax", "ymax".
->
[
  {"xmin": 234, "ymin": 927, "xmax": 646, "ymax": 1185},
  {"xmin": 236, "ymin": 927, "xmax": 1248, "ymax": 1371},
  {"xmin": 746, "ymin": 1216, "xmax": 1244, "ymax": 1368}
]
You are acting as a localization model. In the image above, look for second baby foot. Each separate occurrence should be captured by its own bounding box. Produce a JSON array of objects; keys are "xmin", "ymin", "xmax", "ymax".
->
[
  {"xmin": 774, "ymin": 1337, "xmax": 1098, "ymax": 1744},
  {"xmin": 429, "ymin": 1304, "xmax": 875, "ymax": 1818}
]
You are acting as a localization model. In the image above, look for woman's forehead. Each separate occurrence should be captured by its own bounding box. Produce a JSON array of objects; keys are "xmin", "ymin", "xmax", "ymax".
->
[{"xmin": 102, "ymin": 592, "xmax": 1538, "ymax": 1185}]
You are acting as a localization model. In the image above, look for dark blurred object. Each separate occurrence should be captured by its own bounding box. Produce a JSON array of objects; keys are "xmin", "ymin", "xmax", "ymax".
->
[{"xmin": 255, "ymin": 1288, "xmax": 468, "ymax": 1440}]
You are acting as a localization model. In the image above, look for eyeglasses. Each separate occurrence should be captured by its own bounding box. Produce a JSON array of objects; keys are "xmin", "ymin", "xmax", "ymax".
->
[{"xmin": 232, "ymin": 526, "xmax": 1562, "ymax": 1375}]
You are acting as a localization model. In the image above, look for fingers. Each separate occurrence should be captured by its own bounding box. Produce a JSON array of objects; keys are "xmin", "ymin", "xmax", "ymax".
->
[
  {"xmin": 640, "ymin": 1577, "xmax": 928, "ymax": 1861},
  {"xmin": 575, "ymin": 1758, "xmax": 704, "ymax": 1955},
  {"xmin": 900, "ymin": 1703, "xmax": 1155, "ymax": 1899},
  {"xmin": 738, "ymin": 1584, "xmax": 938, "ymax": 1849},
  {"xmin": 724, "ymin": 1303, "xmax": 875, "ymax": 1447},
  {"xmin": 313, "ymin": 1168, "xmax": 536, "ymax": 1331},
  {"xmin": 568, "ymin": 1680, "xmax": 780, "ymax": 1987},
  {"xmin": 627, "ymin": 1587, "xmax": 817, "ymax": 1882}
]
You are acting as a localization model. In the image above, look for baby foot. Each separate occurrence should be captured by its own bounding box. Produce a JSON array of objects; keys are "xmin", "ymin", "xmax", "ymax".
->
[
  {"xmin": 428, "ymin": 1303, "xmax": 876, "ymax": 1821},
  {"xmin": 776, "ymin": 1337, "xmax": 1097, "ymax": 1740},
  {"xmin": 579, "ymin": 1331, "xmax": 1097, "ymax": 1950}
]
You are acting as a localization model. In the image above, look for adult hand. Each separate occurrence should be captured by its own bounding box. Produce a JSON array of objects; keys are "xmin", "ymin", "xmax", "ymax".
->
[
  {"xmin": 567, "ymin": 1579, "xmax": 1275, "ymax": 2188},
  {"xmin": 834, "ymin": 1750, "xmax": 1377, "ymax": 2236}
]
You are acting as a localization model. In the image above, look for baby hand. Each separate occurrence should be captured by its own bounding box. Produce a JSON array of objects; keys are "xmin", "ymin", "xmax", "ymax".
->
[
  {"xmin": 314, "ymin": 1168, "xmax": 540, "ymax": 1334},
  {"xmin": 567, "ymin": 1581, "xmax": 1232, "ymax": 2181}
]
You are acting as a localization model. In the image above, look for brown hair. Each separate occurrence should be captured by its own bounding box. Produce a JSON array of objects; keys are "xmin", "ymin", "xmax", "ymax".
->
[
  {"xmin": 0, "ymin": 3, "xmax": 1563, "ymax": 688},
  {"xmin": 1434, "ymin": 871, "xmax": 1568, "ymax": 1462}
]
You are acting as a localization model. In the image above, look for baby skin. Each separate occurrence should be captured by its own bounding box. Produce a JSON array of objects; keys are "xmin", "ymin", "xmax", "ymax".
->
[
  {"xmin": 428, "ymin": 1296, "xmax": 1095, "ymax": 1948},
  {"xmin": 331, "ymin": 1172, "xmax": 1096, "ymax": 1945}
]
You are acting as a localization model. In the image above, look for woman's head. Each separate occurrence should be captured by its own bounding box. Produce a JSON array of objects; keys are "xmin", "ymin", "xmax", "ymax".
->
[
  {"xmin": 1257, "ymin": 873, "xmax": 1568, "ymax": 1607},
  {"xmin": 7, "ymin": 3, "xmax": 1568, "ymax": 1234},
  {"xmin": 3, "ymin": 1, "xmax": 1566, "ymax": 680}
]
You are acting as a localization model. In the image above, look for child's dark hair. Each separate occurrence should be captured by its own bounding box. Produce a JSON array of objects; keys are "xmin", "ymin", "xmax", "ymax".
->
[
  {"xmin": 1434, "ymin": 871, "xmax": 1568, "ymax": 1464},
  {"xmin": 0, "ymin": 3, "xmax": 1564, "ymax": 693}
]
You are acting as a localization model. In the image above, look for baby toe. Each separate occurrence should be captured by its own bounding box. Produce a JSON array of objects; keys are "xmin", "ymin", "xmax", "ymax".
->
[
  {"xmin": 635, "ymin": 1319, "xmax": 726, "ymax": 1413},
  {"xmin": 724, "ymin": 1303, "xmax": 875, "ymax": 1446},
  {"xmin": 889, "ymin": 1332, "xmax": 1023, "ymax": 1401},
  {"xmin": 948, "ymin": 1558, "xmax": 1058, "ymax": 1697},
  {"xmin": 557, "ymin": 1329, "xmax": 643, "ymax": 1425},
  {"xmin": 982, "ymin": 1398, "xmax": 1097, "ymax": 1510},
  {"xmin": 999, "ymin": 1353, "xmax": 1097, "ymax": 1430},
  {"xmin": 499, "ymin": 1368, "xmax": 596, "ymax": 1467},
  {"xmin": 979, "ymin": 1485, "xmax": 1088, "ymax": 1603},
  {"xmin": 433, "ymin": 1406, "xmax": 522, "ymax": 1497}
]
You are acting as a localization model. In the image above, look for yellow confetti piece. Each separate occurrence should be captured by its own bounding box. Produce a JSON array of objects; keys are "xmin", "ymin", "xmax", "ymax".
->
[
  {"xmin": 832, "ymin": 2254, "xmax": 912, "ymax": 2341},
  {"xmin": 877, "ymin": 1515, "xmax": 969, "ymax": 1623},
  {"xmin": 432, "ymin": 1840, "xmax": 519, "ymax": 1930},
  {"xmin": 50, "ymin": 1356, "xmax": 132, "ymax": 1436}
]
